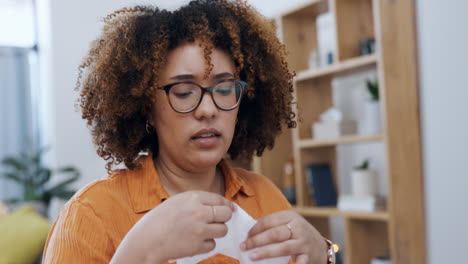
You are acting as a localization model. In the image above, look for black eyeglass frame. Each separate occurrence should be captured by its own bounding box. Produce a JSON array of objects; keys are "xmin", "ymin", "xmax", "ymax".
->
[{"xmin": 158, "ymin": 79, "xmax": 247, "ymax": 113}]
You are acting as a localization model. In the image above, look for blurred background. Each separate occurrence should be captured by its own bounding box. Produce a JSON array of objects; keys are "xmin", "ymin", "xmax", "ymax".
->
[{"xmin": 0, "ymin": 0, "xmax": 467, "ymax": 263}]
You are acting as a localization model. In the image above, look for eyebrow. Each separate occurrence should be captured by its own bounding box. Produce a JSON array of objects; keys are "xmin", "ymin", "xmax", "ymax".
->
[{"xmin": 169, "ymin": 72, "xmax": 234, "ymax": 81}]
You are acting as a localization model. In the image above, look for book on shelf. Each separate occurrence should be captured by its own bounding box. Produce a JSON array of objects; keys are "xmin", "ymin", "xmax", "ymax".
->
[{"xmin": 305, "ymin": 163, "xmax": 337, "ymax": 207}]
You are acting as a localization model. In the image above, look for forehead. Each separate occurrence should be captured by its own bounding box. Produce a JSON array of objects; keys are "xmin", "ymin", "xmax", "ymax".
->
[{"xmin": 160, "ymin": 41, "xmax": 236, "ymax": 81}]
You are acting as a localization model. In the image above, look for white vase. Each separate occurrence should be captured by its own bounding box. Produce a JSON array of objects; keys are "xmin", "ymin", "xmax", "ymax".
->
[
  {"xmin": 351, "ymin": 169, "xmax": 377, "ymax": 197},
  {"xmin": 359, "ymin": 100, "xmax": 381, "ymax": 135}
]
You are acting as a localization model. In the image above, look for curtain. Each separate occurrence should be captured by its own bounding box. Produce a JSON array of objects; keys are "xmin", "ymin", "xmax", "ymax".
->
[{"xmin": 0, "ymin": 46, "xmax": 38, "ymax": 201}]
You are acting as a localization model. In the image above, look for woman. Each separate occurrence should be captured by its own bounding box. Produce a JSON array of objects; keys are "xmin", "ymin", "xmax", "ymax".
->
[{"xmin": 42, "ymin": 0, "xmax": 333, "ymax": 263}]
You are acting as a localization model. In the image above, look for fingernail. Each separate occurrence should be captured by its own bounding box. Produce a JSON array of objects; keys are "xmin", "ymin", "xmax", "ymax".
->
[
  {"xmin": 240, "ymin": 242, "xmax": 246, "ymax": 251},
  {"xmin": 249, "ymin": 252, "xmax": 259, "ymax": 260},
  {"xmin": 231, "ymin": 203, "xmax": 236, "ymax": 211}
]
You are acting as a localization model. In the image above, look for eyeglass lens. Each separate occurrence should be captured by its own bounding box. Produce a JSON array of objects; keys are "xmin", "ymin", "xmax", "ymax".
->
[{"xmin": 168, "ymin": 81, "xmax": 243, "ymax": 112}]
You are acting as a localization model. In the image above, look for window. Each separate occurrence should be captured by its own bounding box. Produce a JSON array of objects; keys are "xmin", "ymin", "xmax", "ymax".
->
[{"xmin": 0, "ymin": 0, "xmax": 38, "ymax": 201}]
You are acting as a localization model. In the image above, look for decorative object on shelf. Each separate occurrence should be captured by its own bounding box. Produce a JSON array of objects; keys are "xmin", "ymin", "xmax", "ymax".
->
[
  {"xmin": 351, "ymin": 159, "xmax": 377, "ymax": 197},
  {"xmin": 313, "ymin": 108, "xmax": 357, "ymax": 139},
  {"xmin": 317, "ymin": 12, "xmax": 336, "ymax": 66},
  {"xmin": 0, "ymin": 146, "xmax": 81, "ymax": 217},
  {"xmin": 360, "ymin": 38, "xmax": 376, "ymax": 55},
  {"xmin": 359, "ymin": 78, "xmax": 381, "ymax": 135},
  {"xmin": 337, "ymin": 194, "xmax": 385, "ymax": 212},
  {"xmin": 327, "ymin": 52, "xmax": 334, "ymax": 65},
  {"xmin": 305, "ymin": 163, "xmax": 337, "ymax": 207},
  {"xmin": 308, "ymin": 49, "xmax": 320, "ymax": 70},
  {"xmin": 337, "ymin": 159, "xmax": 384, "ymax": 212},
  {"xmin": 282, "ymin": 159, "xmax": 296, "ymax": 205},
  {"xmin": 367, "ymin": 78, "xmax": 379, "ymax": 101}
]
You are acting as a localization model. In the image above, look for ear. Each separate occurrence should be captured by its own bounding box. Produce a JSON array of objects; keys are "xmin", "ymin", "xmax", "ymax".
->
[
  {"xmin": 147, "ymin": 117, "xmax": 154, "ymax": 127},
  {"xmin": 147, "ymin": 102, "xmax": 156, "ymax": 127}
]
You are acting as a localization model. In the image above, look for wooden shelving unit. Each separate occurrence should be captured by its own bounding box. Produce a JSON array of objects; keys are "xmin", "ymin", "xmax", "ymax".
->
[
  {"xmin": 296, "ymin": 54, "xmax": 378, "ymax": 82},
  {"xmin": 294, "ymin": 206, "xmax": 389, "ymax": 221},
  {"xmin": 238, "ymin": 0, "xmax": 426, "ymax": 263},
  {"xmin": 298, "ymin": 133, "xmax": 384, "ymax": 149}
]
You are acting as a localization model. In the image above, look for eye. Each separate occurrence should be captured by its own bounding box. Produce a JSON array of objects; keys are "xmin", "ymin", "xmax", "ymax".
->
[
  {"xmin": 170, "ymin": 83, "xmax": 198, "ymax": 99},
  {"xmin": 173, "ymin": 91, "xmax": 194, "ymax": 98},
  {"xmin": 215, "ymin": 82, "xmax": 235, "ymax": 96},
  {"xmin": 215, "ymin": 88, "xmax": 233, "ymax": 95}
]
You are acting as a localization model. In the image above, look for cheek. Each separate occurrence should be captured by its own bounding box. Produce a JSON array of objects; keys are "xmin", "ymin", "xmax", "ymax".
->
[
  {"xmin": 151, "ymin": 95, "xmax": 177, "ymax": 136},
  {"xmin": 223, "ymin": 110, "xmax": 239, "ymax": 137}
]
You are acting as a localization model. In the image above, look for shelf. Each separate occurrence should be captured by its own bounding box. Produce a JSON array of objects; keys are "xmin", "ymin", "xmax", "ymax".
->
[
  {"xmin": 297, "ymin": 133, "xmax": 384, "ymax": 149},
  {"xmin": 281, "ymin": 0, "xmax": 327, "ymax": 18},
  {"xmin": 294, "ymin": 206, "xmax": 389, "ymax": 221},
  {"xmin": 295, "ymin": 54, "xmax": 378, "ymax": 82}
]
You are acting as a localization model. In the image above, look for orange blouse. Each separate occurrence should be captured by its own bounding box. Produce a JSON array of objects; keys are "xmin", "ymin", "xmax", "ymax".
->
[{"xmin": 42, "ymin": 156, "xmax": 294, "ymax": 264}]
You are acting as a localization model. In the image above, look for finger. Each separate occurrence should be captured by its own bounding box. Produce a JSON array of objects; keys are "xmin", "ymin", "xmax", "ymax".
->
[
  {"xmin": 206, "ymin": 204, "xmax": 233, "ymax": 223},
  {"xmin": 204, "ymin": 223, "xmax": 229, "ymax": 239},
  {"xmin": 248, "ymin": 210, "xmax": 293, "ymax": 237},
  {"xmin": 241, "ymin": 224, "xmax": 292, "ymax": 251},
  {"xmin": 248, "ymin": 240, "xmax": 296, "ymax": 261},
  {"xmin": 195, "ymin": 191, "xmax": 235, "ymax": 210},
  {"xmin": 200, "ymin": 239, "xmax": 216, "ymax": 253},
  {"xmin": 295, "ymin": 254, "xmax": 309, "ymax": 264}
]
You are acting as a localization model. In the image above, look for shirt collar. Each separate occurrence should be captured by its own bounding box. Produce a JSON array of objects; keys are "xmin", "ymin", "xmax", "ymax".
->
[
  {"xmin": 218, "ymin": 159, "xmax": 255, "ymax": 200},
  {"xmin": 127, "ymin": 155, "xmax": 254, "ymax": 214}
]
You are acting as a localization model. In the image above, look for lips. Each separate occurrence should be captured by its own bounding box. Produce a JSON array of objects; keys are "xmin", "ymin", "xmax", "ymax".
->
[
  {"xmin": 192, "ymin": 133, "xmax": 218, "ymax": 139},
  {"xmin": 191, "ymin": 128, "xmax": 221, "ymax": 140}
]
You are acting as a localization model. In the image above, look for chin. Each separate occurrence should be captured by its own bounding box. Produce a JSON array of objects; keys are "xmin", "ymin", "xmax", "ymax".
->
[{"xmin": 190, "ymin": 150, "xmax": 225, "ymax": 169}]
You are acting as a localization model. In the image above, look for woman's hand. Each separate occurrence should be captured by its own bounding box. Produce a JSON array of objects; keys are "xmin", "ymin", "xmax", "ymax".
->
[
  {"xmin": 111, "ymin": 191, "xmax": 235, "ymax": 264},
  {"xmin": 240, "ymin": 210, "xmax": 328, "ymax": 264}
]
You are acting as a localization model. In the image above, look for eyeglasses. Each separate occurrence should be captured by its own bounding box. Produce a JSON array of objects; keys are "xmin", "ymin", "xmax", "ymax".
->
[{"xmin": 159, "ymin": 79, "xmax": 247, "ymax": 113}]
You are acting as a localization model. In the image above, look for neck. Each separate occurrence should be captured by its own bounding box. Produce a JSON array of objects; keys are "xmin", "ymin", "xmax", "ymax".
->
[{"xmin": 153, "ymin": 154, "xmax": 225, "ymax": 196}]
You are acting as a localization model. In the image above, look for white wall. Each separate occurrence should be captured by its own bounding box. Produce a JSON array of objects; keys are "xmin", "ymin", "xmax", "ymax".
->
[
  {"xmin": 0, "ymin": 0, "xmax": 35, "ymax": 47},
  {"xmin": 416, "ymin": 0, "xmax": 468, "ymax": 262}
]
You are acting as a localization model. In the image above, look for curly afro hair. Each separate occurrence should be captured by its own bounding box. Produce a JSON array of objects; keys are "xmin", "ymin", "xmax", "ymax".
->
[{"xmin": 76, "ymin": 0, "xmax": 296, "ymax": 173}]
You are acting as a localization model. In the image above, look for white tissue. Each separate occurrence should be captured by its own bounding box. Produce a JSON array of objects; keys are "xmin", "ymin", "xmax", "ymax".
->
[
  {"xmin": 319, "ymin": 107, "xmax": 342, "ymax": 123},
  {"xmin": 173, "ymin": 203, "xmax": 290, "ymax": 264}
]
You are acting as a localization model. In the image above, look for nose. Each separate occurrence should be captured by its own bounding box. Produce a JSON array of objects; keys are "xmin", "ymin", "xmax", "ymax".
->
[{"xmin": 193, "ymin": 92, "xmax": 218, "ymax": 119}]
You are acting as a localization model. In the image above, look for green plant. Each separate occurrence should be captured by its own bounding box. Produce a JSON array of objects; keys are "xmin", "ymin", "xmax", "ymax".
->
[
  {"xmin": 0, "ymin": 147, "xmax": 81, "ymax": 207},
  {"xmin": 354, "ymin": 159, "xmax": 370, "ymax": 170},
  {"xmin": 366, "ymin": 79, "xmax": 379, "ymax": 101}
]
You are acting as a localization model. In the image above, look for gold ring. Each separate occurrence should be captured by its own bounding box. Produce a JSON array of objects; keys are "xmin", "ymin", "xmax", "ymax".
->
[
  {"xmin": 212, "ymin": 206, "xmax": 217, "ymax": 222},
  {"xmin": 286, "ymin": 223, "xmax": 293, "ymax": 240}
]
